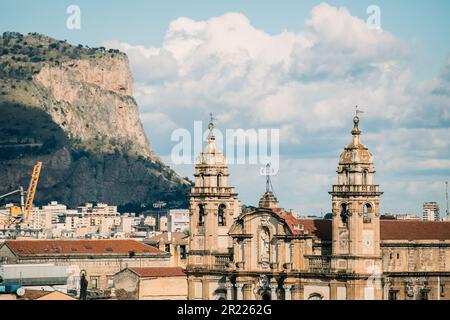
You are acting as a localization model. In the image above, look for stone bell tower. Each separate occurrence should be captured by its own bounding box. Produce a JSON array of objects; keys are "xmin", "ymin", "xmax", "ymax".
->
[
  {"xmin": 329, "ymin": 109, "xmax": 383, "ymax": 299},
  {"xmin": 187, "ymin": 115, "xmax": 240, "ymax": 269}
]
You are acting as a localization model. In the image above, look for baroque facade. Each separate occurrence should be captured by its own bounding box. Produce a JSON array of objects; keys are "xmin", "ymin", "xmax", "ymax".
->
[{"xmin": 185, "ymin": 115, "xmax": 450, "ymax": 300}]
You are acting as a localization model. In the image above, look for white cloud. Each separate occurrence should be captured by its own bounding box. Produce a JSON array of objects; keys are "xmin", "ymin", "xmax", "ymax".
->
[{"xmin": 103, "ymin": 3, "xmax": 450, "ymax": 214}]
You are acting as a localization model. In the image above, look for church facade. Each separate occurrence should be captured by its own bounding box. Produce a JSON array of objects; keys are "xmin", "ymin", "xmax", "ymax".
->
[{"xmin": 185, "ymin": 115, "xmax": 450, "ymax": 300}]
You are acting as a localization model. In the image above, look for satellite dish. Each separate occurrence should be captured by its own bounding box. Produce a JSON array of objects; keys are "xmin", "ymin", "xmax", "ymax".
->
[{"xmin": 16, "ymin": 287, "xmax": 25, "ymax": 296}]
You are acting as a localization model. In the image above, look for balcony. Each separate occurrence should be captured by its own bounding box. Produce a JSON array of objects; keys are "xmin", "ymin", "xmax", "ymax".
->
[
  {"xmin": 191, "ymin": 186, "xmax": 236, "ymax": 195},
  {"xmin": 306, "ymin": 256, "xmax": 331, "ymax": 273},
  {"xmin": 214, "ymin": 254, "xmax": 232, "ymax": 270},
  {"xmin": 331, "ymin": 185, "xmax": 381, "ymax": 195}
]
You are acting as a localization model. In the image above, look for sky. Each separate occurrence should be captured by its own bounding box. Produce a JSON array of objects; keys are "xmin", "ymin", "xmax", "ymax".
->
[{"xmin": 1, "ymin": 1, "xmax": 450, "ymax": 216}]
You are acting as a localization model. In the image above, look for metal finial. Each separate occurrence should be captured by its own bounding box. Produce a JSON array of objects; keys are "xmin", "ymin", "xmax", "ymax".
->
[
  {"xmin": 351, "ymin": 106, "xmax": 363, "ymax": 135},
  {"xmin": 208, "ymin": 112, "xmax": 216, "ymax": 131}
]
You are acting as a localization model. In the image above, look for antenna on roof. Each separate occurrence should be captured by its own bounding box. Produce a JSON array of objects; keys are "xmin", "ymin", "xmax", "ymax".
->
[{"xmin": 445, "ymin": 181, "xmax": 449, "ymax": 220}]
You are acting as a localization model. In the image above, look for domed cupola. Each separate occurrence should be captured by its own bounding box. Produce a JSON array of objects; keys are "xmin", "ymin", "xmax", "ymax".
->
[
  {"xmin": 336, "ymin": 109, "xmax": 375, "ymax": 186},
  {"xmin": 339, "ymin": 114, "xmax": 373, "ymax": 165},
  {"xmin": 196, "ymin": 118, "xmax": 226, "ymax": 166}
]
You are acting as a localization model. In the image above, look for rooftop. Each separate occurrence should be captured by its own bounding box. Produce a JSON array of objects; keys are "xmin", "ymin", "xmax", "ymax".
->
[
  {"xmin": 274, "ymin": 211, "xmax": 450, "ymax": 241},
  {"xmin": 127, "ymin": 267, "xmax": 186, "ymax": 278},
  {"xmin": 2, "ymin": 239, "xmax": 167, "ymax": 256},
  {"xmin": 145, "ymin": 232, "xmax": 188, "ymax": 245}
]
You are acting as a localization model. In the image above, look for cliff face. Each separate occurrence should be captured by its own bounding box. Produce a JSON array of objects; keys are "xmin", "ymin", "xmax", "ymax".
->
[{"xmin": 0, "ymin": 32, "xmax": 190, "ymax": 210}]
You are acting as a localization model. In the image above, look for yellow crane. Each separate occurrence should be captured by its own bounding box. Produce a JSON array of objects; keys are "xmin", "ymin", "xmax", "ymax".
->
[
  {"xmin": 0, "ymin": 161, "xmax": 42, "ymax": 226},
  {"xmin": 23, "ymin": 161, "xmax": 42, "ymax": 222}
]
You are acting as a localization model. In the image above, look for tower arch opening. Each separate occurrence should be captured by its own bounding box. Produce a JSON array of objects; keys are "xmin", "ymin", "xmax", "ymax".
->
[
  {"xmin": 218, "ymin": 203, "xmax": 226, "ymax": 226},
  {"xmin": 198, "ymin": 204, "xmax": 205, "ymax": 226},
  {"xmin": 363, "ymin": 203, "xmax": 372, "ymax": 223},
  {"xmin": 340, "ymin": 203, "xmax": 349, "ymax": 225},
  {"xmin": 217, "ymin": 173, "xmax": 222, "ymax": 188}
]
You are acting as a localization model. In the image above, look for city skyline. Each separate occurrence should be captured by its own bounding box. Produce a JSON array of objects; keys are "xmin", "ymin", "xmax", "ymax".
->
[{"xmin": 1, "ymin": 1, "xmax": 449, "ymax": 215}]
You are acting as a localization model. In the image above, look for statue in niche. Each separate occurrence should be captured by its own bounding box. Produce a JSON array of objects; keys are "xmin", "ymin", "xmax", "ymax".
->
[{"xmin": 260, "ymin": 228, "xmax": 270, "ymax": 266}]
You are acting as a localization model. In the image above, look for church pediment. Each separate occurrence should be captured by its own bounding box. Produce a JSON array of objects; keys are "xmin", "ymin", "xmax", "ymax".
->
[{"xmin": 229, "ymin": 208, "xmax": 299, "ymax": 238}]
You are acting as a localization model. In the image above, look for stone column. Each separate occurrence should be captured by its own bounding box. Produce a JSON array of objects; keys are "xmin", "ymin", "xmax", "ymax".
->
[
  {"xmin": 283, "ymin": 284, "xmax": 292, "ymax": 300},
  {"xmin": 250, "ymin": 283, "xmax": 257, "ymax": 300},
  {"xmin": 269, "ymin": 284, "xmax": 278, "ymax": 300},
  {"xmin": 187, "ymin": 277, "xmax": 195, "ymax": 300},
  {"xmin": 235, "ymin": 283, "xmax": 244, "ymax": 300},
  {"xmin": 226, "ymin": 282, "xmax": 234, "ymax": 300}
]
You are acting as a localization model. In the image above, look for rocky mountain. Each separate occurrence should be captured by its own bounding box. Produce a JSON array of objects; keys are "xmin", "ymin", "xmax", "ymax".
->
[{"xmin": 0, "ymin": 32, "xmax": 190, "ymax": 211}]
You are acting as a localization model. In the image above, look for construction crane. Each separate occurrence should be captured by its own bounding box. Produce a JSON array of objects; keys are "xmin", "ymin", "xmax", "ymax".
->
[{"xmin": 0, "ymin": 162, "xmax": 42, "ymax": 226}]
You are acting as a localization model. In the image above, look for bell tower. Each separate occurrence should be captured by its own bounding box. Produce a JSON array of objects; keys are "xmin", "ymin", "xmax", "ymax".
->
[
  {"xmin": 329, "ymin": 109, "xmax": 383, "ymax": 299},
  {"xmin": 187, "ymin": 115, "xmax": 240, "ymax": 269}
]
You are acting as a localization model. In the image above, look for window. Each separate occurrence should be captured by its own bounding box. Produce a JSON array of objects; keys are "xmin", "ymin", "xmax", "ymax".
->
[
  {"xmin": 440, "ymin": 285, "xmax": 445, "ymax": 297},
  {"xmin": 180, "ymin": 245, "xmax": 187, "ymax": 259},
  {"xmin": 388, "ymin": 290, "xmax": 398, "ymax": 300},
  {"xmin": 217, "ymin": 174, "xmax": 222, "ymax": 187},
  {"xmin": 107, "ymin": 278, "xmax": 114, "ymax": 289},
  {"xmin": 91, "ymin": 277, "xmax": 99, "ymax": 289},
  {"xmin": 199, "ymin": 204, "xmax": 205, "ymax": 226},
  {"xmin": 344, "ymin": 169, "xmax": 349, "ymax": 185},
  {"xmin": 285, "ymin": 242, "xmax": 292, "ymax": 263},
  {"xmin": 218, "ymin": 204, "xmax": 226, "ymax": 226},
  {"xmin": 308, "ymin": 293, "xmax": 323, "ymax": 300},
  {"xmin": 420, "ymin": 290, "xmax": 429, "ymax": 300},
  {"xmin": 389, "ymin": 253, "xmax": 393, "ymax": 259},
  {"xmin": 362, "ymin": 170, "xmax": 368, "ymax": 185},
  {"xmin": 396, "ymin": 253, "xmax": 400, "ymax": 259},
  {"xmin": 363, "ymin": 203, "xmax": 372, "ymax": 224},
  {"xmin": 200, "ymin": 173, "xmax": 204, "ymax": 187},
  {"xmin": 340, "ymin": 203, "xmax": 349, "ymax": 224},
  {"xmin": 165, "ymin": 244, "xmax": 171, "ymax": 253}
]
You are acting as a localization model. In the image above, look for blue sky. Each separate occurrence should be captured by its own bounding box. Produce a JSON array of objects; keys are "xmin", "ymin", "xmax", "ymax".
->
[
  {"xmin": 2, "ymin": 0, "xmax": 450, "ymax": 79},
  {"xmin": 1, "ymin": 1, "xmax": 450, "ymax": 216}
]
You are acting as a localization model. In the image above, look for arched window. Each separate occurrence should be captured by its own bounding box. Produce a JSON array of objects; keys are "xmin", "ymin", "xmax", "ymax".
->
[
  {"xmin": 198, "ymin": 204, "xmax": 205, "ymax": 226},
  {"xmin": 217, "ymin": 174, "xmax": 222, "ymax": 188},
  {"xmin": 344, "ymin": 169, "xmax": 349, "ymax": 185},
  {"xmin": 200, "ymin": 173, "xmax": 205, "ymax": 187},
  {"xmin": 363, "ymin": 203, "xmax": 372, "ymax": 223},
  {"xmin": 340, "ymin": 203, "xmax": 348, "ymax": 225},
  {"xmin": 362, "ymin": 170, "xmax": 368, "ymax": 185},
  {"xmin": 218, "ymin": 204, "xmax": 226, "ymax": 226},
  {"xmin": 308, "ymin": 293, "xmax": 323, "ymax": 300}
]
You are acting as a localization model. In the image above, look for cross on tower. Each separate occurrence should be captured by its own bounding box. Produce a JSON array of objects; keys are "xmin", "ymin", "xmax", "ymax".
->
[
  {"xmin": 208, "ymin": 112, "xmax": 217, "ymax": 132},
  {"xmin": 265, "ymin": 163, "xmax": 271, "ymax": 193},
  {"xmin": 355, "ymin": 105, "xmax": 364, "ymax": 116}
]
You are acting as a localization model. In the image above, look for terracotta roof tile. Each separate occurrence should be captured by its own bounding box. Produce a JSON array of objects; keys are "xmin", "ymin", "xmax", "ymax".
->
[
  {"xmin": 129, "ymin": 267, "xmax": 186, "ymax": 277},
  {"xmin": 146, "ymin": 232, "xmax": 188, "ymax": 245},
  {"xmin": 2, "ymin": 239, "xmax": 166, "ymax": 256},
  {"xmin": 287, "ymin": 219, "xmax": 450, "ymax": 241},
  {"xmin": 380, "ymin": 220, "xmax": 450, "ymax": 241},
  {"xmin": 298, "ymin": 219, "xmax": 332, "ymax": 240},
  {"xmin": 20, "ymin": 290, "xmax": 52, "ymax": 300}
]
